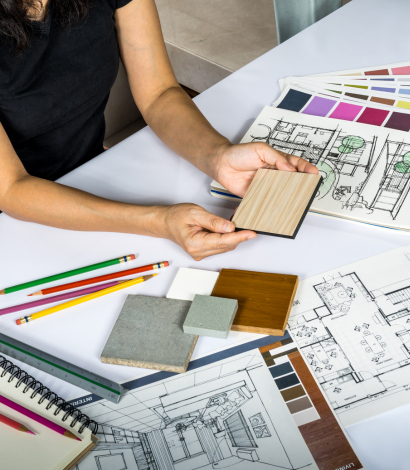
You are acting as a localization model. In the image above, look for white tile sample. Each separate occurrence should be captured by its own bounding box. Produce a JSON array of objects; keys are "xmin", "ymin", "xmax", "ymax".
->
[{"xmin": 166, "ymin": 267, "xmax": 219, "ymax": 301}]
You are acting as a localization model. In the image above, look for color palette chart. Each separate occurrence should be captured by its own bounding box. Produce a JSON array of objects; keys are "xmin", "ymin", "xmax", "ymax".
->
[
  {"xmin": 260, "ymin": 337, "xmax": 319, "ymax": 427},
  {"xmin": 259, "ymin": 338, "xmax": 363, "ymax": 470},
  {"xmin": 289, "ymin": 80, "xmax": 410, "ymax": 106},
  {"xmin": 275, "ymin": 86, "xmax": 410, "ymax": 132},
  {"xmin": 315, "ymin": 60, "xmax": 410, "ymax": 77}
]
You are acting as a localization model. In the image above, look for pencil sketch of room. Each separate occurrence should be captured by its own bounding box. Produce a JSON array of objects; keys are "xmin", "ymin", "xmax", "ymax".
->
[
  {"xmin": 288, "ymin": 261, "xmax": 410, "ymax": 416},
  {"xmin": 359, "ymin": 140, "xmax": 410, "ymax": 219},
  {"xmin": 248, "ymin": 118, "xmax": 380, "ymax": 207},
  {"xmin": 74, "ymin": 361, "xmax": 310, "ymax": 470}
]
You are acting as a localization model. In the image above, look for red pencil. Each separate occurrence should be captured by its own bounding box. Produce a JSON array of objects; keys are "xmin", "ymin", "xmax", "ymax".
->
[
  {"xmin": 29, "ymin": 261, "xmax": 169, "ymax": 296},
  {"xmin": 0, "ymin": 412, "xmax": 35, "ymax": 435}
]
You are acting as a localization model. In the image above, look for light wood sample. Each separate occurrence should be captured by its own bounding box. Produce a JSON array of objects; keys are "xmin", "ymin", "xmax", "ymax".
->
[
  {"xmin": 232, "ymin": 169, "xmax": 322, "ymax": 238},
  {"xmin": 211, "ymin": 269, "xmax": 298, "ymax": 336}
]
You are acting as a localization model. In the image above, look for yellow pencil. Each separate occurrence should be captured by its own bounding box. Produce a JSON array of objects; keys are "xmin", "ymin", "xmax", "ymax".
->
[{"xmin": 16, "ymin": 275, "xmax": 157, "ymax": 325}]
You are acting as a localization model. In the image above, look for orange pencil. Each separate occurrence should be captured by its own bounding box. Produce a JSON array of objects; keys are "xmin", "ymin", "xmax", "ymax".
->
[
  {"xmin": 29, "ymin": 261, "xmax": 169, "ymax": 296},
  {"xmin": 0, "ymin": 412, "xmax": 35, "ymax": 435}
]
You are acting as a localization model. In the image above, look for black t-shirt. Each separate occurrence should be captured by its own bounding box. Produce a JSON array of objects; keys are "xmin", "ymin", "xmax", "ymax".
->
[{"xmin": 0, "ymin": 0, "xmax": 132, "ymax": 181}]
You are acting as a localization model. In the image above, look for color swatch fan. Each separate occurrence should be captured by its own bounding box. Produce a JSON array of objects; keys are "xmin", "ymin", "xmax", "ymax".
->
[{"xmin": 232, "ymin": 169, "xmax": 322, "ymax": 238}]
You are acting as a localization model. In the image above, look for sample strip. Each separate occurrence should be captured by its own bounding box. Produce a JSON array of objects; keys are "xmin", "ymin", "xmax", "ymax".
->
[
  {"xmin": 274, "ymin": 86, "xmax": 410, "ymax": 132},
  {"xmin": 259, "ymin": 338, "xmax": 363, "ymax": 470}
]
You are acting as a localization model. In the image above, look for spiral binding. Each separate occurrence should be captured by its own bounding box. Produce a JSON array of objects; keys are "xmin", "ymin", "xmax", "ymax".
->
[{"xmin": 0, "ymin": 354, "xmax": 98, "ymax": 434}]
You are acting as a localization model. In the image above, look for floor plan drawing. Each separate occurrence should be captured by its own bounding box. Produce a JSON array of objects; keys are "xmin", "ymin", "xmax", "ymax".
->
[
  {"xmin": 288, "ymin": 244, "xmax": 410, "ymax": 427},
  {"xmin": 74, "ymin": 350, "xmax": 317, "ymax": 470},
  {"xmin": 239, "ymin": 106, "xmax": 410, "ymax": 230}
]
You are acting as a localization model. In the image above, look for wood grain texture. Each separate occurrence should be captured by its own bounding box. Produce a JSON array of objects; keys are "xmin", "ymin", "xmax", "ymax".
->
[
  {"xmin": 289, "ymin": 351, "xmax": 362, "ymax": 470},
  {"xmin": 211, "ymin": 269, "xmax": 298, "ymax": 335},
  {"xmin": 232, "ymin": 169, "xmax": 322, "ymax": 238}
]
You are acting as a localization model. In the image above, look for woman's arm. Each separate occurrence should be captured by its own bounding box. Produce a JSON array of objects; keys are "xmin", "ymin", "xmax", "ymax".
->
[
  {"xmin": 116, "ymin": 0, "xmax": 318, "ymax": 198},
  {"xmin": 0, "ymin": 124, "xmax": 255, "ymax": 260}
]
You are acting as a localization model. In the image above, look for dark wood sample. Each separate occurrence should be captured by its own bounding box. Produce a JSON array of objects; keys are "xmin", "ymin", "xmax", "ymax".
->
[{"xmin": 211, "ymin": 269, "xmax": 298, "ymax": 336}]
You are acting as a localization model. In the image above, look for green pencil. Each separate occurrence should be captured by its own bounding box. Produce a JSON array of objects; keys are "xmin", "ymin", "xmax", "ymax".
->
[{"xmin": 0, "ymin": 254, "xmax": 136, "ymax": 295}]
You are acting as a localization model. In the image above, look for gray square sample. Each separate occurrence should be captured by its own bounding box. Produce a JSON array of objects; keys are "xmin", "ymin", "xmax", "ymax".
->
[
  {"xmin": 101, "ymin": 295, "xmax": 198, "ymax": 373},
  {"xmin": 183, "ymin": 295, "xmax": 238, "ymax": 339}
]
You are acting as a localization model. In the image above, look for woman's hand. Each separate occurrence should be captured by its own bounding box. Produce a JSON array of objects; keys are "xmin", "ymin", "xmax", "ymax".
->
[
  {"xmin": 154, "ymin": 203, "xmax": 256, "ymax": 261},
  {"xmin": 213, "ymin": 142, "xmax": 319, "ymax": 197}
]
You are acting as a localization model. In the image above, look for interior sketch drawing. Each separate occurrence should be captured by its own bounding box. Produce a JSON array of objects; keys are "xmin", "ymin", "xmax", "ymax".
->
[
  {"xmin": 361, "ymin": 140, "xmax": 410, "ymax": 219},
  {"xmin": 288, "ymin": 244, "xmax": 410, "ymax": 427},
  {"xmin": 74, "ymin": 351, "xmax": 318, "ymax": 470},
  {"xmin": 240, "ymin": 106, "xmax": 410, "ymax": 229}
]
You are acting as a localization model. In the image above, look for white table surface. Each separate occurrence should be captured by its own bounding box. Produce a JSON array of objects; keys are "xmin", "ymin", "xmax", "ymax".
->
[{"xmin": 1, "ymin": 0, "xmax": 409, "ymax": 468}]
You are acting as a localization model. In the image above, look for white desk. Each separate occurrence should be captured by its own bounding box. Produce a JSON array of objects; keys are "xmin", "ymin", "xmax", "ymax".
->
[{"xmin": 0, "ymin": 0, "xmax": 409, "ymax": 468}]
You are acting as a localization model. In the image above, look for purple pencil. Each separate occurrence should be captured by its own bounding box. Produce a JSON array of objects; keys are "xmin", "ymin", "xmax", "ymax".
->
[{"xmin": 0, "ymin": 280, "xmax": 128, "ymax": 316}]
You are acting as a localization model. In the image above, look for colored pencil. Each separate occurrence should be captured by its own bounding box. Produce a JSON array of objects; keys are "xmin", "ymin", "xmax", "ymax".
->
[
  {"xmin": 0, "ymin": 254, "xmax": 136, "ymax": 295},
  {"xmin": 17, "ymin": 275, "xmax": 157, "ymax": 325},
  {"xmin": 0, "ymin": 395, "xmax": 79, "ymax": 440},
  {"xmin": 30, "ymin": 261, "xmax": 169, "ymax": 296},
  {"xmin": 0, "ymin": 280, "xmax": 128, "ymax": 316},
  {"xmin": 0, "ymin": 412, "xmax": 35, "ymax": 435}
]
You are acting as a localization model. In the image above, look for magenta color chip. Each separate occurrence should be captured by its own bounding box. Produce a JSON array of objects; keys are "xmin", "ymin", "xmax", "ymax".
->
[
  {"xmin": 302, "ymin": 96, "xmax": 337, "ymax": 117},
  {"xmin": 392, "ymin": 66, "xmax": 410, "ymax": 75},
  {"xmin": 356, "ymin": 107, "xmax": 390, "ymax": 126},
  {"xmin": 329, "ymin": 102, "xmax": 363, "ymax": 121}
]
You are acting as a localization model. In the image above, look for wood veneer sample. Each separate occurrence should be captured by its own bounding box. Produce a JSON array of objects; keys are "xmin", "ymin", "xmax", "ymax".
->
[
  {"xmin": 232, "ymin": 169, "xmax": 322, "ymax": 239},
  {"xmin": 211, "ymin": 269, "xmax": 298, "ymax": 336}
]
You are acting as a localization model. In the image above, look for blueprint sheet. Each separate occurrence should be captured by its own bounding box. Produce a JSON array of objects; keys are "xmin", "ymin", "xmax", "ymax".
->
[
  {"xmin": 241, "ymin": 106, "xmax": 410, "ymax": 231},
  {"xmin": 73, "ymin": 349, "xmax": 317, "ymax": 470},
  {"xmin": 288, "ymin": 244, "xmax": 410, "ymax": 427}
]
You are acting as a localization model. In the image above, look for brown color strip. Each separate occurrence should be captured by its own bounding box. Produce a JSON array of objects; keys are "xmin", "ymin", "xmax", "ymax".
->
[
  {"xmin": 345, "ymin": 92, "xmax": 369, "ymax": 100},
  {"xmin": 264, "ymin": 357, "xmax": 275, "ymax": 367},
  {"xmin": 280, "ymin": 384, "xmax": 306, "ymax": 402},
  {"xmin": 289, "ymin": 352, "xmax": 362, "ymax": 470},
  {"xmin": 364, "ymin": 69, "xmax": 389, "ymax": 75},
  {"xmin": 287, "ymin": 396, "xmax": 312, "ymax": 414},
  {"xmin": 371, "ymin": 96, "xmax": 395, "ymax": 106},
  {"xmin": 260, "ymin": 343, "xmax": 281, "ymax": 354}
]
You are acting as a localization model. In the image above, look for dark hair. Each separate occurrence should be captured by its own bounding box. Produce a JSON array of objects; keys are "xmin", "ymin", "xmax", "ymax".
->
[{"xmin": 0, "ymin": 0, "xmax": 94, "ymax": 54}]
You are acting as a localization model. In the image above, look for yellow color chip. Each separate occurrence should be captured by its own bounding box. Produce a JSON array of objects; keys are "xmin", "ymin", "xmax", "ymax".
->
[{"xmin": 397, "ymin": 101, "xmax": 410, "ymax": 110}]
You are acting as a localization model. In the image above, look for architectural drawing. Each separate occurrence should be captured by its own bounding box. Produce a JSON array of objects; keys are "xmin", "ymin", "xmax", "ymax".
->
[
  {"xmin": 74, "ymin": 351, "xmax": 318, "ymax": 470},
  {"xmin": 240, "ymin": 106, "xmax": 410, "ymax": 229},
  {"xmin": 288, "ymin": 244, "xmax": 410, "ymax": 427}
]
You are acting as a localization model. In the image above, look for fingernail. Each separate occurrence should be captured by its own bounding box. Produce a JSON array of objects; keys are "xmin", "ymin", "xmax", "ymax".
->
[
  {"xmin": 223, "ymin": 222, "xmax": 234, "ymax": 232},
  {"xmin": 247, "ymin": 233, "xmax": 257, "ymax": 240}
]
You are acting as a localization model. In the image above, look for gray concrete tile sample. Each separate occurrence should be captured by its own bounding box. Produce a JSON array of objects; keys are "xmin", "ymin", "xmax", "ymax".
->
[
  {"xmin": 101, "ymin": 295, "xmax": 198, "ymax": 373},
  {"xmin": 183, "ymin": 294, "xmax": 238, "ymax": 339}
]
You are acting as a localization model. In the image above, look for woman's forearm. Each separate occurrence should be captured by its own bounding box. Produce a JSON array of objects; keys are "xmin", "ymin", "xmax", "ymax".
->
[
  {"xmin": 2, "ymin": 174, "xmax": 163, "ymax": 235},
  {"xmin": 143, "ymin": 86, "xmax": 230, "ymax": 180}
]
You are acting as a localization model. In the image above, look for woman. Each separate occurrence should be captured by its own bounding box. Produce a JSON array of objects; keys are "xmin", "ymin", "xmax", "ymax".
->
[{"xmin": 0, "ymin": 0, "xmax": 318, "ymax": 260}]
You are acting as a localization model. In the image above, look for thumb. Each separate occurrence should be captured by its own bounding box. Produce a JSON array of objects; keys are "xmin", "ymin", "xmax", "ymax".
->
[{"xmin": 194, "ymin": 209, "xmax": 235, "ymax": 233}]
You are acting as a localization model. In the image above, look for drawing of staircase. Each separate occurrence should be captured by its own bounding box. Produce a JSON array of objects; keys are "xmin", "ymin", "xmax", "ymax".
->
[{"xmin": 387, "ymin": 287, "xmax": 410, "ymax": 305}]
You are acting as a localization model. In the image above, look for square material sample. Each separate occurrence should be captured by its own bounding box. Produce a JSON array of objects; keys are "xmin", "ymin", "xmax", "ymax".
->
[
  {"xmin": 101, "ymin": 295, "xmax": 198, "ymax": 373},
  {"xmin": 166, "ymin": 267, "xmax": 220, "ymax": 301},
  {"xmin": 211, "ymin": 269, "xmax": 298, "ymax": 336},
  {"xmin": 232, "ymin": 169, "xmax": 322, "ymax": 238},
  {"xmin": 183, "ymin": 294, "xmax": 238, "ymax": 339}
]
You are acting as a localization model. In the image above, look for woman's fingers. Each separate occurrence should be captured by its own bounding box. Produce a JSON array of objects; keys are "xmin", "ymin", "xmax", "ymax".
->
[
  {"xmin": 257, "ymin": 144, "xmax": 319, "ymax": 174},
  {"xmin": 186, "ymin": 229, "xmax": 257, "ymax": 260}
]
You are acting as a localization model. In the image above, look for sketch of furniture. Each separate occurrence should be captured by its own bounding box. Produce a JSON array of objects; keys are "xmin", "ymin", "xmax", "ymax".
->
[{"xmin": 288, "ymin": 259, "xmax": 410, "ymax": 423}]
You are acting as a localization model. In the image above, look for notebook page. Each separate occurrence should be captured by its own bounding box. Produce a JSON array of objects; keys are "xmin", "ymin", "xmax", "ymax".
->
[{"xmin": 0, "ymin": 369, "xmax": 95, "ymax": 470}]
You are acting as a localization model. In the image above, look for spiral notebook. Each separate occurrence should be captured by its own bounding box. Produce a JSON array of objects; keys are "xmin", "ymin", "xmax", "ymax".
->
[{"xmin": 0, "ymin": 355, "xmax": 98, "ymax": 470}]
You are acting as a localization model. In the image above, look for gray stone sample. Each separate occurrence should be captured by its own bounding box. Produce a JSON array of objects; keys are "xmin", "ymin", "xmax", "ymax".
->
[
  {"xmin": 183, "ymin": 295, "xmax": 238, "ymax": 339},
  {"xmin": 101, "ymin": 295, "xmax": 198, "ymax": 373}
]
